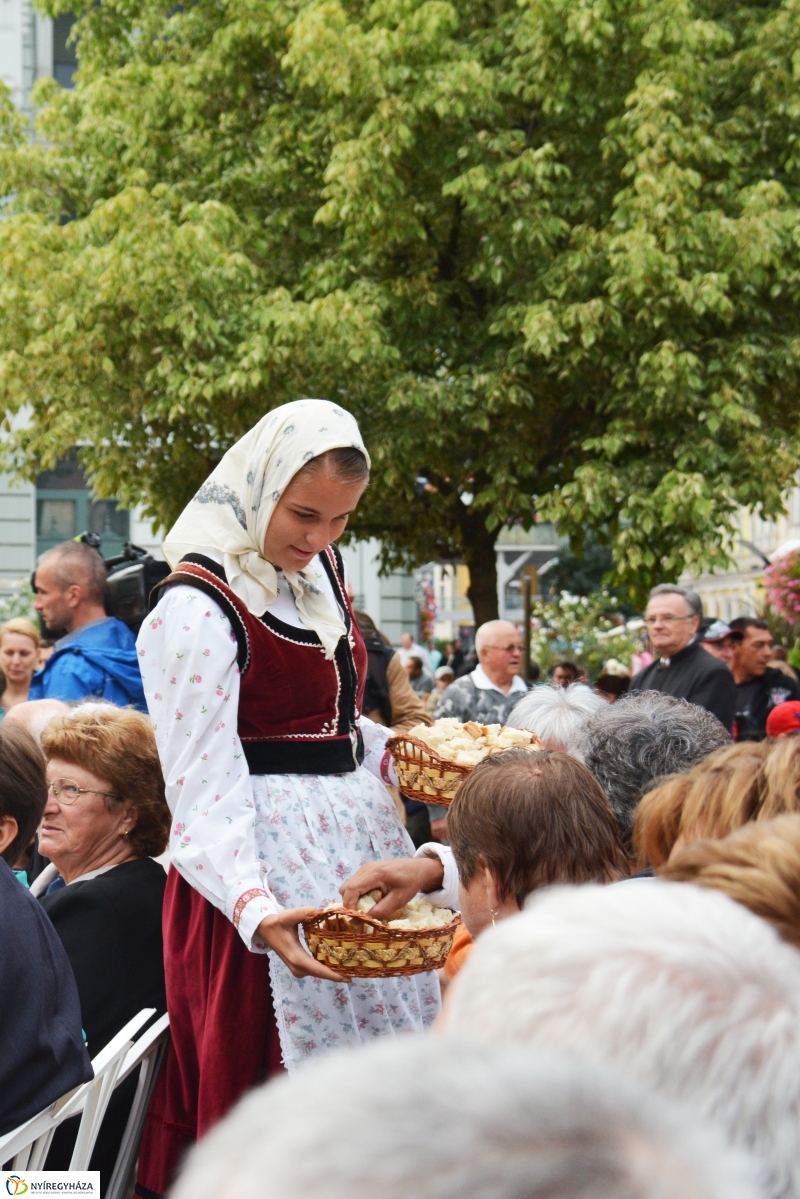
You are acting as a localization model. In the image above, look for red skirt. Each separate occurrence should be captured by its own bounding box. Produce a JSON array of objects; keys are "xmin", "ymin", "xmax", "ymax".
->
[{"xmin": 135, "ymin": 869, "xmax": 283, "ymax": 1198}]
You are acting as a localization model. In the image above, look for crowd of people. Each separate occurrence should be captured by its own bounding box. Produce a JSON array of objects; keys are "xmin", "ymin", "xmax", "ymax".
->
[{"xmin": 2, "ymin": 398, "xmax": 800, "ymax": 1199}]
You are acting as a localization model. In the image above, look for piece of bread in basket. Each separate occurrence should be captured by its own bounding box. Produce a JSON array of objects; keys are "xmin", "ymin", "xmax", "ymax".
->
[
  {"xmin": 303, "ymin": 892, "xmax": 460, "ymax": 978},
  {"xmin": 387, "ymin": 718, "xmax": 543, "ymax": 806}
]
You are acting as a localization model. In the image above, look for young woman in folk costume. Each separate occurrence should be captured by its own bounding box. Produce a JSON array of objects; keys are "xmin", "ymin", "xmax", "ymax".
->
[{"xmin": 135, "ymin": 401, "xmax": 439, "ymax": 1198}]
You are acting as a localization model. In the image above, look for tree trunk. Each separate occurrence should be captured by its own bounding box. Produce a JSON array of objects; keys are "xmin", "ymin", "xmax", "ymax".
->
[{"xmin": 460, "ymin": 511, "xmax": 500, "ymax": 627}]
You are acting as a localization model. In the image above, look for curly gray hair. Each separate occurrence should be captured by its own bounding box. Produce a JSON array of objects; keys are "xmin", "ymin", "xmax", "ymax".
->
[{"xmin": 573, "ymin": 692, "xmax": 731, "ymax": 849}]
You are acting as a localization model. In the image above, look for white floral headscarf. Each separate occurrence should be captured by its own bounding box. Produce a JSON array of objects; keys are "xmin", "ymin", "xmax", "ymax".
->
[{"xmin": 162, "ymin": 400, "xmax": 369, "ymax": 659}]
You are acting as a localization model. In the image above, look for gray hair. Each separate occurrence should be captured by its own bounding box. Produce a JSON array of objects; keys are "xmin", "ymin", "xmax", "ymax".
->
[
  {"xmin": 446, "ymin": 881, "xmax": 800, "ymax": 1199},
  {"xmin": 508, "ymin": 683, "xmax": 607, "ymax": 751},
  {"xmin": 37, "ymin": 541, "xmax": 107, "ymax": 606},
  {"xmin": 573, "ymin": 692, "xmax": 730, "ymax": 849},
  {"xmin": 171, "ymin": 1035, "xmax": 757, "ymax": 1199},
  {"xmin": 648, "ymin": 584, "xmax": 703, "ymax": 620}
]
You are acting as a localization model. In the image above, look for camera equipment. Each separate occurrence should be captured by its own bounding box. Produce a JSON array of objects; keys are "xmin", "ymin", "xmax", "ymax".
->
[{"xmin": 103, "ymin": 541, "xmax": 171, "ymax": 633}]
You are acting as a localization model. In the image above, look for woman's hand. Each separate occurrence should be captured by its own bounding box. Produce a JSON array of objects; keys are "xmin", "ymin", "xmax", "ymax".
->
[
  {"xmin": 339, "ymin": 856, "xmax": 445, "ymax": 920},
  {"xmin": 256, "ymin": 908, "xmax": 345, "ymax": 982}
]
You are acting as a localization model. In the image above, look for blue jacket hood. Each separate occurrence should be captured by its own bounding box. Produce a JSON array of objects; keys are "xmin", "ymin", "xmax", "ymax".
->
[{"xmin": 29, "ymin": 618, "xmax": 146, "ymax": 709}]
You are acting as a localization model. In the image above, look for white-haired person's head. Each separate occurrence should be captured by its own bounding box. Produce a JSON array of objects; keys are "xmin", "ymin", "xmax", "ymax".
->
[
  {"xmin": 573, "ymin": 692, "xmax": 731, "ymax": 849},
  {"xmin": 170, "ymin": 1036, "xmax": 757, "ymax": 1199},
  {"xmin": 444, "ymin": 881, "xmax": 800, "ymax": 1199},
  {"xmin": 508, "ymin": 683, "xmax": 606, "ymax": 750}
]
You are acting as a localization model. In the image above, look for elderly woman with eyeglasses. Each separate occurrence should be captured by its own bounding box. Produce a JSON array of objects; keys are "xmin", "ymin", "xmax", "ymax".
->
[{"xmin": 37, "ymin": 705, "xmax": 170, "ymax": 1191}]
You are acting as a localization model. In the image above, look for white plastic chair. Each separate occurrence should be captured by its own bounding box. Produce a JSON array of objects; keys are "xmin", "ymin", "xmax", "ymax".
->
[
  {"xmin": 0, "ymin": 1007, "xmax": 156, "ymax": 1173},
  {"xmin": 105, "ymin": 1011, "xmax": 170, "ymax": 1199}
]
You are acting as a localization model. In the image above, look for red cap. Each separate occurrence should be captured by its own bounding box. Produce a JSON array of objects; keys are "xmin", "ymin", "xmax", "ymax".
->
[{"xmin": 766, "ymin": 701, "xmax": 800, "ymax": 738}]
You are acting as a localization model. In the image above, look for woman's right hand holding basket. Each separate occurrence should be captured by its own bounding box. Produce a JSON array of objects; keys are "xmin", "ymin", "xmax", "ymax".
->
[{"xmin": 256, "ymin": 909, "xmax": 345, "ymax": 982}]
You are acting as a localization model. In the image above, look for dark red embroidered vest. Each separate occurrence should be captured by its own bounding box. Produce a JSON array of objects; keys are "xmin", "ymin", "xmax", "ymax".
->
[{"xmin": 151, "ymin": 546, "xmax": 368, "ymax": 775}]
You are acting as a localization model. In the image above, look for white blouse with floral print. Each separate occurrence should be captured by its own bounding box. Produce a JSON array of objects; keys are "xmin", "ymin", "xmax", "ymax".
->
[{"xmin": 137, "ymin": 572, "xmax": 440, "ymax": 1070}]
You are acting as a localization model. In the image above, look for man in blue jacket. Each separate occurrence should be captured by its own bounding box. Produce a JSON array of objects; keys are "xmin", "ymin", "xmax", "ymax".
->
[{"xmin": 29, "ymin": 540, "xmax": 145, "ymax": 710}]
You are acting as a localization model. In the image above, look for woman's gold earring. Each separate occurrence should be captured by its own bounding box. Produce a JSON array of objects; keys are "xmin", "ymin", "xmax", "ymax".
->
[{"xmin": 490, "ymin": 908, "xmax": 499, "ymax": 928}]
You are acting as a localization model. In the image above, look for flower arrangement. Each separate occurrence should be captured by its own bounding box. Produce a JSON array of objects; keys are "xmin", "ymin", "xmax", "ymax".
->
[
  {"xmin": 529, "ymin": 590, "xmax": 641, "ymax": 681},
  {"xmin": 764, "ymin": 553, "xmax": 800, "ymax": 625}
]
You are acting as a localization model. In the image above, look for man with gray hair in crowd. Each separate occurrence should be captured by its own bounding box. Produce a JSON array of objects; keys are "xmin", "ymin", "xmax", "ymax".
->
[
  {"xmin": 574, "ymin": 691, "xmax": 730, "ymax": 850},
  {"xmin": 29, "ymin": 540, "xmax": 145, "ymax": 709},
  {"xmin": 631, "ymin": 584, "xmax": 736, "ymax": 730},
  {"xmin": 434, "ymin": 620, "xmax": 528, "ymax": 725}
]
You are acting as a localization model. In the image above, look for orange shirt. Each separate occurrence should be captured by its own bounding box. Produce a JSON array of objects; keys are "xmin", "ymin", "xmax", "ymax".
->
[{"xmin": 444, "ymin": 923, "xmax": 474, "ymax": 980}]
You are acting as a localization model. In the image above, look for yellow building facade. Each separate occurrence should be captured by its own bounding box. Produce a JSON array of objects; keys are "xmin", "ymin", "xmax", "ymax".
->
[{"xmin": 681, "ymin": 486, "xmax": 800, "ymax": 621}]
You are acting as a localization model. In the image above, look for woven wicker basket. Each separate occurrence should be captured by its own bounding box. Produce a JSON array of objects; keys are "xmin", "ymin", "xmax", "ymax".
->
[
  {"xmin": 386, "ymin": 734, "xmax": 471, "ymax": 807},
  {"xmin": 303, "ymin": 907, "xmax": 461, "ymax": 978},
  {"xmin": 387, "ymin": 730, "xmax": 543, "ymax": 807}
]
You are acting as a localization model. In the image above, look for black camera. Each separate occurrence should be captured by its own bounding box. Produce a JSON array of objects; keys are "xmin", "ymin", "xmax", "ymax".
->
[{"xmin": 103, "ymin": 541, "xmax": 171, "ymax": 633}]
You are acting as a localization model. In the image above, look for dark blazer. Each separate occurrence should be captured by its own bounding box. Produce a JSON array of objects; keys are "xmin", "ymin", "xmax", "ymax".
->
[
  {"xmin": 631, "ymin": 639, "xmax": 736, "ymax": 732},
  {"xmin": 41, "ymin": 857, "xmax": 167, "ymax": 1190},
  {"xmin": 0, "ymin": 859, "xmax": 92, "ymax": 1136},
  {"xmin": 40, "ymin": 857, "xmax": 167, "ymax": 1059}
]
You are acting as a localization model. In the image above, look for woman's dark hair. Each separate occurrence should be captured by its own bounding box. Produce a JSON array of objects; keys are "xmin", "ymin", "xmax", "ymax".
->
[
  {"xmin": 298, "ymin": 447, "xmax": 370, "ymax": 485},
  {"xmin": 595, "ymin": 674, "xmax": 630, "ymax": 699},
  {"xmin": 0, "ymin": 722, "xmax": 48, "ymax": 866},
  {"xmin": 447, "ymin": 749, "xmax": 629, "ymax": 906}
]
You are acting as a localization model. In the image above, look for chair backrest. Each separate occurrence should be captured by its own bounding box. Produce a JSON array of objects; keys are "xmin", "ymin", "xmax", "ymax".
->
[
  {"xmin": 105, "ymin": 1012, "xmax": 170, "ymax": 1199},
  {"xmin": 0, "ymin": 1008, "xmax": 156, "ymax": 1173}
]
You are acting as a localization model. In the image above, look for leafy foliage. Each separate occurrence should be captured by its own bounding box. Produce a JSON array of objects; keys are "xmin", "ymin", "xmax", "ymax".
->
[
  {"xmin": 0, "ymin": 581, "xmax": 37, "ymax": 625},
  {"xmin": 530, "ymin": 591, "xmax": 641, "ymax": 680},
  {"xmin": 538, "ymin": 528, "xmax": 636, "ymax": 612},
  {"xmin": 1, "ymin": 0, "xmax": 800, "ymax": 620}
]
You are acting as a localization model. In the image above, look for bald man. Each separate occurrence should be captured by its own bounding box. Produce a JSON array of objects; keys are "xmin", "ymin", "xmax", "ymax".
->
[
  {"xmin": 29, "ymin": 542, "xmax": 145, "ymax": 710},
  {"xmin": 4, "ymin": 699, "xmax": 70, "ymax": 744},
  {"xmin": 434, "ymin": 620, "xmax": 528, "ymax": 725}
]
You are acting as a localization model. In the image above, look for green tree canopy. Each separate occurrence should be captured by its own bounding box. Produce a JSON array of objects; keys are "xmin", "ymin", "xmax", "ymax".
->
[{"xmin": 1, "ymin": 0, "xmax": 800, "ymax": 621}]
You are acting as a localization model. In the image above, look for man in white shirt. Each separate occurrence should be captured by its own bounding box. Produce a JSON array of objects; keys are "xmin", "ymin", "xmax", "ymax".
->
[
  {"xmin": 434, "ymin": 620, "xmax": 528, "ymax": 726},
  {"xmin": 397, "ymin": 632, "xmax": 430, "ymax": 670}
]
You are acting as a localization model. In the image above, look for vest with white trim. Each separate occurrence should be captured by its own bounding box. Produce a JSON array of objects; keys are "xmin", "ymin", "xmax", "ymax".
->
[{"xmin": 150, "ymin": 546, "xmax": 367, "ymax": 775}]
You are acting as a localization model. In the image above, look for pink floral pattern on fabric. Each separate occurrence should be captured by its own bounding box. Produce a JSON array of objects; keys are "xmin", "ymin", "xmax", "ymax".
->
[
  {"xmin": 138, "ymin": 583, "xmax": 440, "ymax": 1073},
  {"xmin": 233, "ymin": 887, "xmax": 271, "ymax": 927},
  {"xmin": 255, "ymin": 767, "xmax": 440, "ymax": 1068}
]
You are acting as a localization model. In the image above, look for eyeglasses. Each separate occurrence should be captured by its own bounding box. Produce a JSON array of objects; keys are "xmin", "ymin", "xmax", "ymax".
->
[
  {"xmin": 485, "ymin": 643, "xmax": 524, "ymax": 653},
  {"xmin": 46, "ymin": 779, "xmax": 122, "ymax": 805},
  {"xmin": 643, "ymin": 615, "xmax": 696, "ymax": 627}
]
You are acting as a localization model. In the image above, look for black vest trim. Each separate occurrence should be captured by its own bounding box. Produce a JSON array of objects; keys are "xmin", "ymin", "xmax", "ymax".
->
[
  {"xmin": 258, "ymin": 610, "xmax": 322, "ymax": 646},
  {"xmin": 242, "ymin": 730, "xmax": 364, "ymax": 775},
  {"xmin": 182, "ymin": 553, "xmax": 228, "ymax": 582},
  {"xmin": 320, "ymin": 546, "xmax": 353, "ymax": 636}
]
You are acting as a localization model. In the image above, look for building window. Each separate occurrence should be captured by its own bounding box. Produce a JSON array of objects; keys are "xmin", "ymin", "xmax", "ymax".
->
[
  {"xmin": 53, "ymin": 13, "xmax": 78, "ymax": 88},
  {"xmin": 37, "ymin": 498, "xmax": 77, "ymax": 542},
  {"xmin": 36, "ymin": 453, "xmax": 130, "ymax": 559}
]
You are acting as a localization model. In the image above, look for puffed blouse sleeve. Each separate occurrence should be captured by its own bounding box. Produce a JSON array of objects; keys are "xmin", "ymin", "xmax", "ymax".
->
[{"xmin": 136, "ymin": 586, "xmax": 279, "ymax": 952}]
